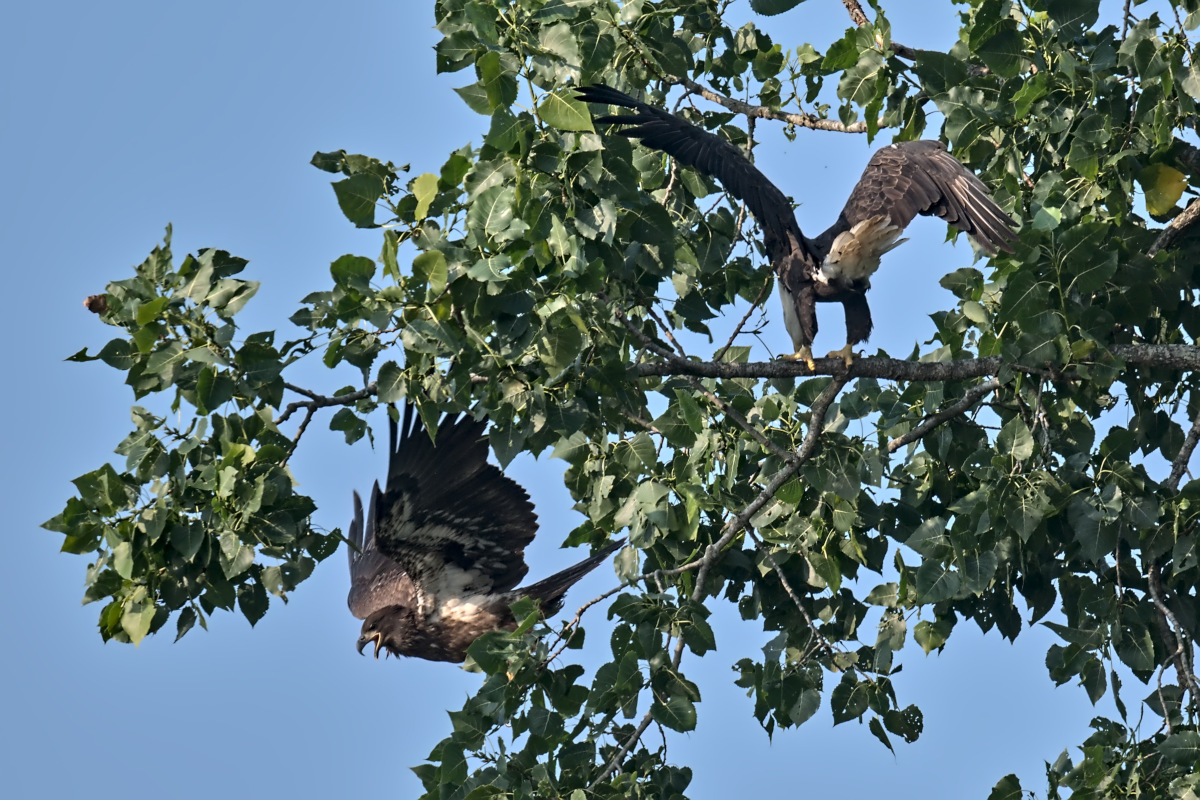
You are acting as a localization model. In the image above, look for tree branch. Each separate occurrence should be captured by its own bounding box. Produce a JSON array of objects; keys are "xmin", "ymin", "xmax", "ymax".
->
[
  {"xmin": 887, "ymin": 379, "xmax": 1001, "ymax": 453},
  {"xmin": 633, "ymin": 344, "xmax": 1200, "ymax": 382},
  {"xmin": 1147, "ymin": 563, "xmax": 1200, "ymax": 709},
  {"xmin": 591, "ymin": 376, "xmax": 846, "ymax": 788},
  {"xmin": 276, "ymin": 381, "xmax": 378, "ymax": 426},
  {"xmin": 1168, "ymin": 405, "xmax": 1200, "ymax": 491},
  {"xmin": 671, "ymin": 76, "xmax": 869, "ymax": 133},
  {"xmin": 838, "ymin": 0, "xmax": 919, "ymax": 60},
  {"xmin": 1149, "ymin": 198, "xmax": 1200, "ymax": 257}
]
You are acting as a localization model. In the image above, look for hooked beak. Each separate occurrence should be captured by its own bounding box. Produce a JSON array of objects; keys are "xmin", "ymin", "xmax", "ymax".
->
[{"xmin": 357, "ymin": 632, "xmax": 383, "ymax": 659}]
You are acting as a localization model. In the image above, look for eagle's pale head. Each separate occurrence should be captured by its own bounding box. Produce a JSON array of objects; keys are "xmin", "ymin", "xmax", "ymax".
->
[{"xmin": 356, "ymin": 604, "xmax": 418, "ymax": 659}]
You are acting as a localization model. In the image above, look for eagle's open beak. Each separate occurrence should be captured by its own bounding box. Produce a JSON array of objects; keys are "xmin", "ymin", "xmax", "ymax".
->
[{"xmin": 356, "ymin": 632, "xmax": 383, "ymax": 658}]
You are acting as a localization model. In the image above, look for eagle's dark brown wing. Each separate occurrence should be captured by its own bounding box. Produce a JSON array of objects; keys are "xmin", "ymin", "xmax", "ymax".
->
[
  {"xmin": 576, "ymin": 84, "xmax": 809, "ymax": 264},
  {"xmin": 346, "ymin": 486, "xmax": 416, "ymax": 620},
  {"xmin": 370, "ymin": 404, "xmax": 538, "ymax": 598},
  {"xmin": 825, "ymin": 140, "xmax": 1018, "ymax": 255}
]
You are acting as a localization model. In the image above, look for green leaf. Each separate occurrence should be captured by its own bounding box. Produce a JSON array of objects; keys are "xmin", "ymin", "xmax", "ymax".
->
[
  {"xmin": 121, "ymin": 594, "xmax": 155, "ymax": 646},
  {"xmin": 1138, "ymin": 164, "xmax": 1187, "ymax": 217},
  {"xmin": 170, "ymin": 521, "xmax": 205, "ymax": 561},
  {"xmin": 175, "ymin": 607, "xmax": 198, "ymax": 642},
  {"xmin": 331, "ymin": 173, "xmax": 385, "ymax": 228},
  {"xmin": 238, "ymin": 580, "xmax": 269, "ymax": 626},
  {"xmin": 749, "ymin": 0, "xmax": 803, "ymax": 17},
  {"xmin": 987, "ymin": 774, "xmax": 1022, "ymax": 800},
  {"xmin": 467, "ymin": 184, "xmax": 516, "ymax": 235},
  {"xmin": 376, "ymin": 361, "xmax": 405, "ymax": 403},
  {"xmin": 868, "ymin": 716, "xmax": 894, "ymax": 753},
  {"xmin": 997, "ymin": 417, "xmax": 1034, "ymax": 460},
  {"xmin": 112, "ymin": 541, "xmax": 134, "ymax": 580},
  {"xmin": 913, "ymin": 619, "xmax": 951, "ymax": 654},
  {"xmin": 787, "ymin": 689, "xmax": 821, "ymax": 726},
  {"xmin": 915, "ymin": 561, "xmax": 960, "ymax": 603},
  {"xmin": 1045, "ymin": 0, "xmax": 1100, "ymax": 37},
  {"xmin": 830, "ymin": 673, "xmax": 869, "ymax": 724},
  {"xmin": 412, "ymin": 250, "xmax": 449, "ymax": 295},
  {"xmin": 1159, "ymin": 731, "xmax": 1200, "ymax": 765},
  {"xmin": 412, "ymin": 173, "xmax": 439, "ymax": 219},
  {"xmin": 538, "ymin": 91, "xmax": 594, "ymax": 132},
  {"xmin": 651, "ymin": 694, "xmax": 697, "ymax": 732},
  {"xmin": 977, "ymin": 27, "xmax": 1023, "ymax": 79},
  {"xmin": 330, "ymin": 254, "xmax": 376, "ymax": 294},
  {"xmin": 72, "ymin": 464, "xmax": 131, "ymax": 514}
]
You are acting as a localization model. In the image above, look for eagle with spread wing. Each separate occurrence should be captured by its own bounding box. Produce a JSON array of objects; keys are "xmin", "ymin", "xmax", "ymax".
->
[
  {"xmin": 576, "ymin": 84, "xmax": 1019, "ymax": 368},
  {"xmin": 347, "ymin": 404, "xmax": 622, "ymax": 663}
]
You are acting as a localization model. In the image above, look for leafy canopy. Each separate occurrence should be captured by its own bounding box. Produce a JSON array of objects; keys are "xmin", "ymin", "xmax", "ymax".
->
[{"xmin": 46, "ymin": 0, "xmax": 1200, "ymax": 797}]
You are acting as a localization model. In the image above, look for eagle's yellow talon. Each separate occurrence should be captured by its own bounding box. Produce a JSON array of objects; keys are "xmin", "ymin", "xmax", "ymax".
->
[
  {"xmin": 827, "ymin": 343, "xmax": 856, "ymax": 368},
  {"xmin": 781, "ymin": 346, "xmax": 816, "ymax": 371}
]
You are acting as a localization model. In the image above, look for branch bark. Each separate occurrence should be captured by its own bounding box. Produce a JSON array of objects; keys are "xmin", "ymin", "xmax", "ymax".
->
[
  {"xmin": 672, "ymin": 76, "xmax": 870, "ymax": 133},
  {"xmin": 887, "ymin": 379, "xmax": 1000, "ymax": 453},
  {"xmin": 276, "ymin": 381, "xmax": 377, "ymax": 426},
  {"xmin": 1168, "ymin": 405, "xmax": 1200, "ymax": 491},
  {"xmin": 633, "ymin": 344, "xmax": 1200, "ymax": 382},
  {"xmin": 1149, "ymin": 198, "xmax": 1200, "ymax": 257}
]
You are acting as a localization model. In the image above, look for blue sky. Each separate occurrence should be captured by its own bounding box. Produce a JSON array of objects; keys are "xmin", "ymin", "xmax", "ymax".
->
[{"xmin": 3, "ymin": 2, "xmax": 1121, "ymax": 797}]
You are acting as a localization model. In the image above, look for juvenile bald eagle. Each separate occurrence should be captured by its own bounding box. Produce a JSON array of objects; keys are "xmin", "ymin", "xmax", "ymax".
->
[
  {"xmin": 576, "ymin": 84, "xmax": 1019, "ymax": 368},
  {"xmin": 347, "ymin": 404, "xmax": 621, "ymax": 663}
]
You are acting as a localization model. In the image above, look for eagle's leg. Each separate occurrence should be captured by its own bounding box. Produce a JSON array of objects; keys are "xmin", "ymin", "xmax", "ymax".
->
[
  {"xmin": 831, "ymin": 293, "xmax": 872, "ymax": 368},
  {"xmin": 778, "ymin": 280, "xmax": 818, "ymax": 370}
]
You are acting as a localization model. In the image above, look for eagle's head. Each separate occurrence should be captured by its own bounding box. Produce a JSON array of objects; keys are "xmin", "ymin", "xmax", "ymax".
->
[{"xmin": 356, "ymin": 604, "xmax": 418, "ymax": 659}]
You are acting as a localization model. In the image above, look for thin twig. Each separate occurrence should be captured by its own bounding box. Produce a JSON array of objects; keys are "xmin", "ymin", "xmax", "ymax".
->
[
  {"xmin": 696, "ymin": 386, "xmax": 797, "ymax": 465},
  {"xmin": 276, "ymin": 382, "xmax": 378, "ymax": 425},
  {"xmin": 744, "ymin": 528, "xmax": 829, "ymax": 656},
  {"xmin": 671, "ymin": 76, "xmax": 870, "ymax": 133},
  {"xmin": 887, "ymin": 379, "xmax": 1001, "ymax": 453},
  {"xmin": 1147, "ymin": 563, "xmax": 1200, "ymax": 707},
  {"xmin": 714, "ymin": 281, "xmax": 772, "ymax": 363},
  {"xmin": 646, "ymin": 306, "xmax": 688, "ymax": 358}
]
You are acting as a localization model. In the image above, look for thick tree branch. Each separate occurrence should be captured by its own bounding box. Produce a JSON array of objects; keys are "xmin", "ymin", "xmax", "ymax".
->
[
  {"xmin": 887, "ymin": 379, "xmax": 1001, "ymax": 453},
  {"xmin": 633, "ymin": 344, "xmax": 1200, "ymax": 382},
  {"xmin": 1149, "ymin": 198, "xmax": 1200, "ymax": 257}
]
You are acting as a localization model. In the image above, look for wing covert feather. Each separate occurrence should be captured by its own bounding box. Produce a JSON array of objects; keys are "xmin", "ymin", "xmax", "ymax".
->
[{"xmin": 835, "ymin": 140, "xmax": 1018, "ymax": 254}]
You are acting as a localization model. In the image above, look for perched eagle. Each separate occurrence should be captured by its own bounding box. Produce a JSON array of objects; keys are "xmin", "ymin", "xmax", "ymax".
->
[
  {"xmin": 347, "ymin": 404, "xmax": 621, "ymax": 663},
  {"xmin": 576, "ymin": 84, "xmax": 1019, "ymax": 368}
]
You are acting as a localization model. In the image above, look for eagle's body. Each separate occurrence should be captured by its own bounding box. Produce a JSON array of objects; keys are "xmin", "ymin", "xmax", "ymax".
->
[
  {"xmin": 576, "ymin": 85, "xmax": 1019, "ymax": 366},
  {"xmin": 347, "ymin": 404, "xmax": 620, "ymax": 663}
]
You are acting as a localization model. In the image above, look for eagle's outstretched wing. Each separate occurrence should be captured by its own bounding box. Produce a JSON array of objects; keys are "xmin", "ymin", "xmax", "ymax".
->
[
  {"xmin": 575, "ymin": 83, "xmax": 806, "ymax": 261},
  {"xmin": 370, "ymin": 404, "xmax": 539, "ymax": 599},
  {"xmin": 824, "ymin": 140, "xmax": 1018, "ymax": 256},
  {"xmin": 346, "ymin": 487, "xmax": 415, "ymax": 620}
]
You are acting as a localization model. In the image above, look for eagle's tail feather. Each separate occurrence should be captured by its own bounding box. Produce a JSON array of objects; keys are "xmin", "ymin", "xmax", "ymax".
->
[{"xmin": 520, "ymin": 539, "xmax": 625, "ymax": 615}]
